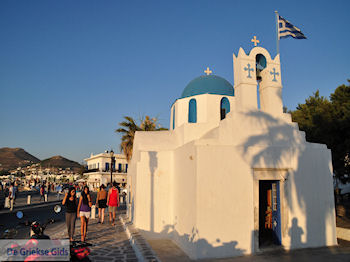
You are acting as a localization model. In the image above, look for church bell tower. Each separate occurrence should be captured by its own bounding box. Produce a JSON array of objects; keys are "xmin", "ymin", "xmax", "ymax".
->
[{"xmin": 233, "ymin": 45, "xmax": 283, "ymax": 116}]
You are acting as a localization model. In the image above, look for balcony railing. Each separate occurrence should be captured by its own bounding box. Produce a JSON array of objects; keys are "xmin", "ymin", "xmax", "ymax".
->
[
  {"xmin": 84, "ymin": 168, "xmax": 127, "ymax": 174},
  {"xmin": 84, "ymin": 168, "xmax": 99, "ymax": 173}
]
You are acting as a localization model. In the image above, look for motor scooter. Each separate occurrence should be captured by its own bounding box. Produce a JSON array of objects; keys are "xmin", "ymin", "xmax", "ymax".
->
[{"xmin": 13, "ymin": 205, "xmax": 92, "ymax": 261}]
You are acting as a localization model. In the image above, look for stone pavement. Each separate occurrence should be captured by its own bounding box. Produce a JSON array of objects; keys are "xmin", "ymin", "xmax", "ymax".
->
[
  {"xmin": 146, "ymin": 238, "xmax": 350, "ymax": 262},
  {"xmin": 120, "ymin": 215, "xmax": 160, "ymax": 262},
  {"xmin": 202, "ymin": 246, "xmax": 350, "ymax": 262},
  {"xmin": 48, "ymin": 213, "xmax": 139, "ymax": 262},
  {"xmin": 147, "ymin": 239, "xmax": 191, "ymax": 262},
  {"xmin": 44, "ymin": 209, "xmax": 350, "ymax": 262}
]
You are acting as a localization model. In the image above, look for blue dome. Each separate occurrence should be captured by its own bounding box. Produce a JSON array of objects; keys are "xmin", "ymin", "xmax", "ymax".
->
[{"xmin": 181, "ymin": 75, "xmax": 234, "ymax": 98}]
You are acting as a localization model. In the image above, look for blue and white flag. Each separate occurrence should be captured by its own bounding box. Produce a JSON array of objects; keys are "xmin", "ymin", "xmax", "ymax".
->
[{"xmin": 278, "ymin": 15, "xmax": 306, "ymax": 39}]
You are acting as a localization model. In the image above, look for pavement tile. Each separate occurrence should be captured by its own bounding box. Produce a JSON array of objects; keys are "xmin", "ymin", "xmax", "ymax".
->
[{"xmin": 48, "ymin": 212, "xmax": 137, "ymax": 262}]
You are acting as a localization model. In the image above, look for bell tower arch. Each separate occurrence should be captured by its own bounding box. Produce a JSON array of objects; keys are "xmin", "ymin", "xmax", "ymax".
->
[{"xmin": 233, "ymin": 47, "xmax": 283, "ymax": 116}]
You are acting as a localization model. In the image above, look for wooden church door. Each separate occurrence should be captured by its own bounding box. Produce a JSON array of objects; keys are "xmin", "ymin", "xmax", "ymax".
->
[{"xmin": 259, "ymin": 180, "xmax": 282, "ymax": 247}]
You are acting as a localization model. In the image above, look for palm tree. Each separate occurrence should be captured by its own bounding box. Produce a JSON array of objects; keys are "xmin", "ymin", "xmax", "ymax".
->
[
  {"xmin": 139, "ymin": 116, "xmax": 168, "ymax": 131},
  {"xmin": 115, "ymin": 116, "xmax": 140, "ymax": 162},
  {"xmin": 115, "ymin": 116, "xmax": 168, "ymax": 162}
]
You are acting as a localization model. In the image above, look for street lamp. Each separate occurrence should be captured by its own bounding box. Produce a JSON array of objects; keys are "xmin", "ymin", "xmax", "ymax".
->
[{"xmin": 110, "ymin": 150, "xmax": 115, "ymax": 183}]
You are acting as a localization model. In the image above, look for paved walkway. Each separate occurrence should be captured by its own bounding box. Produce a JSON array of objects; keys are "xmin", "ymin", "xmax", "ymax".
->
[
  {"xmin": 120, "ymin": 215, "xmax": 160, "ymax": 261},
  {"xmin": 147, "ymin": 239, "xmax": 191, "ymax": 262},
  {"xmin": 48, "ymin": 213, "xmax": 138, "ymax": 262},
  {"xmin": 146, "ymin": 239, "xmax": 350, "ymax": 262}
]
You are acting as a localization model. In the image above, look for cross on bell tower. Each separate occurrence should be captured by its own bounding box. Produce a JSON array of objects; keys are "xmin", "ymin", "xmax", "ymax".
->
[
  {"xmin": 204, "ymin": 67, "xmax": 212, "ymax": 75},
  {"xmin": 270, "ymin": 68, "xmax": 280, "ymax": 82}
]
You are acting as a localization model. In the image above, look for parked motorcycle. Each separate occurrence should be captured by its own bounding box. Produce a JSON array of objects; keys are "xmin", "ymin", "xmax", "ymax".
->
[
  {"xmin": 8, "ymin": 205, "xmax": 92, "ymax": 261},
  {"xmin": 16, "ymin": 209, "xmax": 55, "ymax": 239}
]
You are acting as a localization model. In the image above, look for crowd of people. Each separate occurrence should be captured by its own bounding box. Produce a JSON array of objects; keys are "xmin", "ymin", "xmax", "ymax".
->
[
  {"xmin": 62, "ymin": 181, "xmax": 121, "ymax": 242},
  {"xmin": 0, "ymin": 178, "xmax": 89, "ymax": 210},
  {"xmin": 1, "ymin": 178, "xmax": 125, "ymax": 242}
]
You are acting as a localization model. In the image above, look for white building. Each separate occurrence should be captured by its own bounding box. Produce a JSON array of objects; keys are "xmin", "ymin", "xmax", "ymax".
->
[
  {"xmin": 128, "ymin": 46, "xmax": 337, "ymax": 259},
  {"xmin": 84, "ymin": 151, "xmax": 128, "ymax": 189}
]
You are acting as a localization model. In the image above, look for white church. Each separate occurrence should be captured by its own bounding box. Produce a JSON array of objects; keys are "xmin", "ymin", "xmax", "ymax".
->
[{"xmin": 127, "ymin": 45, "xmax": 337, "ymax": 259}]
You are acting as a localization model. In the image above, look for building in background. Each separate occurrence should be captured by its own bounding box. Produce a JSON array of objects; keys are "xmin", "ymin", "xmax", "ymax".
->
[{"xmin": 84, "ymin": 151, "xmax": 128, "ymax": 190}]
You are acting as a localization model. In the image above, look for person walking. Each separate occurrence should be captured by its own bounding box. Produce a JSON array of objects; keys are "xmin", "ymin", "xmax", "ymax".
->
[
  {"xmin": 77, "ymin": 186, "xmax": 92, "ymax": 242},
  {"xmin": 8, "ymin": 183, "xmax": 14, "ymax": 211},
  {"xmin": 12, "ymin": 182, "xmax": 17, "ymax": 205},
  {"xmin": 95, "ymin": 184, "xmax": 107, "ymax": 224},
  {"xmin": 62, "ymin": 187, "xmax": 77, "ymax": 241},
  {"xmin": 40, "ymin": 185, "xmax": 45, "ymax": 202},
  {"xmin": 107, "ymin": 182, "xmax": 119, "ymax": 226}
]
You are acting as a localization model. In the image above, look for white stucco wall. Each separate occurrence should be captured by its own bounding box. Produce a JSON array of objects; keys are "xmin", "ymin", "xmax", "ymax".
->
[
  {"xmin": 283, "ymin": 147, "xmax": 336, "ymax": 249},
  {"xmin": 172, "ymin": 142, "xmax": 198, "ymax": 256},
  {"xmin": 130, "ymin": 115, "xmax": 337, "ymax": 259},
  {"xmin": 195, "ymin": 145, "xmax": 254, "ymax": 258},
  {"xmin": 171, "ymin": 94, "xmax": 235, "ymax": 129},
  {"xmin": 130, "ymin": 150, "xmax": 173, "ymax": 233}
]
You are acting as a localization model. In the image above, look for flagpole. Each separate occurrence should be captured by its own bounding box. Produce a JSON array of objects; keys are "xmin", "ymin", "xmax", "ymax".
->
[{"xmin": 275, "ymin": 10, "xmax": 279, "ymax": 55}]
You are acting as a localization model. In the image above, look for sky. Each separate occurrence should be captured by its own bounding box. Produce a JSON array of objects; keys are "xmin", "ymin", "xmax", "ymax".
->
[{"xmin": 0, "ymin": 0, "xmax": 349, "ymax": 163}]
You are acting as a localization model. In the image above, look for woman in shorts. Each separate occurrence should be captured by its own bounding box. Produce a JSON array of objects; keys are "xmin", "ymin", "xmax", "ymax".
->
[
  {"xmin": 95, "ymin": 184, "xmax": 107, "ymax": 224},
  {"xmin": 107, "ymin": 182, "xmax": 119, "ymax": 226},
  {"xmin": 77, "ymin": 186, "xmax": 92, "ymax": 242}
]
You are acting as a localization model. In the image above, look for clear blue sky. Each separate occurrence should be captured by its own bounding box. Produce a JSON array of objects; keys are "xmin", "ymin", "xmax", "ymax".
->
[{"xmin": 1, "ymin": 0, "xmax": 349, "ymax": 163}]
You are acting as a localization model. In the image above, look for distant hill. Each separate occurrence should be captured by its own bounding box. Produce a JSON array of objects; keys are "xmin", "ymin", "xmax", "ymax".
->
[
  {"xmin": 0, "ymin": 147, "xmax": 40, "ymax": 171},
  {"xmin": 0, "ymin": 148, "xmax": 82, "ymax": 172},
  {"xmin": 40, "ymin": 155, "xmax": 82, "ymax": 171}
]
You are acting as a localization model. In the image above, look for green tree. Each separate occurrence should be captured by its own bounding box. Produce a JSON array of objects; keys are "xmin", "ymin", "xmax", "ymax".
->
[
  {"xmin": 115, "ymin": 116, "xmax": 168, "ymax": 162},
  {"xmin": 291, "ymin": 90, "xmax": 333, "ymax": 145},
  {"xmin": 291, "ymin": 80, "xmax": 350, "ymax": 179},
  {"xmin": 330, "ymin": 80, "xmax": 350, "ymax": 176},
  {"xmin": 0, "ymin": 170, "xmax": 10, "ymax": 176}
]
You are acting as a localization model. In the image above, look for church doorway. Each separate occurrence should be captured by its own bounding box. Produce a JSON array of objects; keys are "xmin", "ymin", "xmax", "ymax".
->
[{"xmin": 259, "ymin": 180, "xmax": 281, "ymax": 248}]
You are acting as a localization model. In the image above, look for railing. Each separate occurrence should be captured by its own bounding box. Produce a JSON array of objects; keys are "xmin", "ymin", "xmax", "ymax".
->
[
  {"xmin": 84, "ymin": 169, "xmax": 99, "ymax": 173},
  {"xmin": 84, "ymin": 169, "xmax": 127, "ymax": 174},
  {"xmin": 102, "ymin": 169, "xmax": 127, "ymax": 173}
]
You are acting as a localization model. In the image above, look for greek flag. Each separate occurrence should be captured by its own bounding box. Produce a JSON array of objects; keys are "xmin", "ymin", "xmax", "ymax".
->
[{"xmin": 278, "ymin": 15, "xmax": 306, "ymax": 39}]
